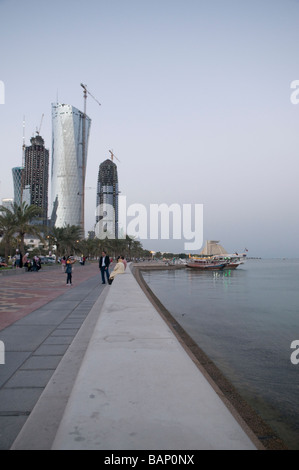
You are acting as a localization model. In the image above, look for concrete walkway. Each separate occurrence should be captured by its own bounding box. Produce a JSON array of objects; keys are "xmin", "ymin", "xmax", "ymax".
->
[
  {"xmin": 0, "ymin": 262, "xmax": 106, "ymax": 450},
  {"xmin": 10, "ymin": 265, "xmax": 261, "ymax": 450}
]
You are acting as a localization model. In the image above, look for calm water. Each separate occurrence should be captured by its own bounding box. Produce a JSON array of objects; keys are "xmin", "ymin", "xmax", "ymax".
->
[{"xmin": 141, "ymin": 259, "xmax": 299, "ymax": 449}]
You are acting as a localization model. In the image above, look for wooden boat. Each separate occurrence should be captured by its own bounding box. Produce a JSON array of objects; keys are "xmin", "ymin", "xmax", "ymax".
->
[
  {"xmin": 191, "ymin": 241, "xmax": 248, "ymax": 270},
  {"xmin": 212, "ymin": 253, "xmax": 247, "ymax": 269},
  {"xmin": 186, "ymin": 257, "xmax": 226, "ymax": 270}
]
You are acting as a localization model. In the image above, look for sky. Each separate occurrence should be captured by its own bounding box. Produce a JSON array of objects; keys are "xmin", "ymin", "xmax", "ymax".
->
[{"xmin": 0, "ymin": 0, "xmax": 299, "ymax": 258}]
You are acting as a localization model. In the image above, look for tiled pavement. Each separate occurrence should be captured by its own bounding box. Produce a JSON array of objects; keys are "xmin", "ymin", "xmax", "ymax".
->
[
  {"xmin": 0, "ymin": 262, "xmax": 106, "ymax": 331},
  {"xmin": 0, "ymin": 262, "xmax": 108, "ymax": 449}
]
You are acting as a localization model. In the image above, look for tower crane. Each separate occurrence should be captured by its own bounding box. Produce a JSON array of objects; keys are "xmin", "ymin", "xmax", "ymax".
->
[
  {"xmin": 36, "ymin": 113, "xmax": 44, "ymax": 135},
  {"xmin": 80, "ymin": 83, "xmax": 101, "ymax": 107},
  {"xmin": 80, "ymin": 83, "xmax": 101, "ymax": 236},
  {"xmin": 109, "ymin": 149, "xmax": 120, "ymax": 163}
]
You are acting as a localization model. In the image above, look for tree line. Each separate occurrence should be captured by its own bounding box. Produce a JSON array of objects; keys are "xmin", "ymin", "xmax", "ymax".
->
[{"xmin": 0, "ymin": 202, "xmax": 151, "ymax": 263}]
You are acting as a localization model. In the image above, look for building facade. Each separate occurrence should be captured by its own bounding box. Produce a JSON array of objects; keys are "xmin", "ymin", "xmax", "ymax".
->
[
  {"xmin": 24, "ymin": 134, "xmax": 49, "ymax": 224},
  {"xmin": 12, "ymin": 167, "xmax": 23, "ymax": 206},
  {"xmin": 51, "ymin": 103, "xmax": 91, "ymax": 233},
  {"xmin": 96, "ymin": 158, "xmax": 119, "ymax": 239},
  {"xmin": 1, "ymin": 198, "xmax": 13, "ymax": 210}
]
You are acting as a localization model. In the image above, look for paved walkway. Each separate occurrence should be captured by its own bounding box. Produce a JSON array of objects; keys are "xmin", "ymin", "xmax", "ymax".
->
[
  {"xmin": 0, "ymin": 262, "xmax": 271, "ymax": 450},
  {"xmin": 0, "ymin": 262, "xmax": 106, "ymax": 450},
  {"xmin": 0, "ymin": 262, "xmax": 103, "ymax": 331},
  {"xmin": 49, "ymin": 267, "xmax": 259, "ymax": 451}
]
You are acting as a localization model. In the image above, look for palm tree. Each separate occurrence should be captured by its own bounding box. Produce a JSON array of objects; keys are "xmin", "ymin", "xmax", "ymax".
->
[
  {"xmin": 47, "ymin": 224, "xmax": 83, "ymax": 261},
  {"xmin": 130, "ymin": 239, "xmax": 144, "ymax": 259},
  {"xmin": 63, "ymin": 225, "xmax": 83, "ymax": 256},
  {"xmin": 75, "ymin": 237, "xmax": 101, "ymax": 260},
  {"xmin": 46, "ymin": 226, "xmax": 66, "ymax": 262},
  {"xmin": 0, "ymin": 202, "xmax": 43, "ymax": 255},
  {"xmin": 0, "ymin": 209, "xmax": 15, "ymax": 262},
  {"xmin": 104, "ymin": 237, "xmax": 127, "ymax": 259}
]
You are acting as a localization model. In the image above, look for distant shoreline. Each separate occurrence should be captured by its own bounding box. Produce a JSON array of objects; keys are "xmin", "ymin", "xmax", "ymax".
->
[{"xmin": 131, "ymin": 262, "xmax": 288, "ymax": 451}]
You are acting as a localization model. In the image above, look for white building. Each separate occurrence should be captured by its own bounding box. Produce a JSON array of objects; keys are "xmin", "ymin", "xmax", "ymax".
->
[
  {"xmin": 51, "ymin": 103, "xmax": 91, "ymax": 233},
  {"xmin": 1, "ymin": 198, "xmax": 13, "ymax": 210}
]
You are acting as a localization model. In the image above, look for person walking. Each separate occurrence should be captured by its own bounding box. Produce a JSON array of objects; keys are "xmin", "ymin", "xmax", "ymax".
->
[
  {"xmin": 65, "ymin": 256, "xmax": 76, "ymax": 286},
  {"xmin": 15, "ymin": 249, "xmax": 22, "ymax": 268},
  {"xmin": 22, "ymin": 253, "xmax": 31, "ymax": 271},
  {"xmin": 33, "ymin": 256, "xmax": 41, "ymax": 272},
  {"xmin": 61, "ymin": 256, "xmax": 67, "ymax": 272},
  {"xmin": 99, "ymin": 251, "xmax": 110, "ymax": 284},
  {"xmin": 108, "ymin": 256, "xmax": 125, "ymax": 284}
]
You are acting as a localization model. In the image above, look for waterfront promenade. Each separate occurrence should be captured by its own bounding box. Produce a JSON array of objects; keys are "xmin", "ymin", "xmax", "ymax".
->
[
  {"xmin": 0, "ymin": 262, "xmax": 271, "ymax": 450},
  {"xmin": 0, "ymin": 261, "xmax": 106, "ymax": 449}
]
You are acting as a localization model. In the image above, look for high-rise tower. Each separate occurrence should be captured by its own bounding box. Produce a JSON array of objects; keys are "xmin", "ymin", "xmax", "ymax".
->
[
  {"xmin": 51, "ymin": 103, "xmax": 91, "ymax": 233},
  {"xmin": 96, "ymin": 158, "xmax": 119, "ymax": 239},
  {"xmin": 24, "ymin": 134, "xmax": 49, "ymax": 224},
  {"xmin": 12, "ymin": 167, "xmax": 24, "ymax": 206}
]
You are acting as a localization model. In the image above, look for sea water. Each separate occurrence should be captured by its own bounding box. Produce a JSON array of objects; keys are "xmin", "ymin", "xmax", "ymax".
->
[{"xmin": 141, "ymin": 259, "xmax": 299, "ymax": 449}]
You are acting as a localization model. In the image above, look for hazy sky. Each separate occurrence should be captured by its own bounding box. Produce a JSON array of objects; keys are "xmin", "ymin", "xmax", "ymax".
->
[{"xmin": 1, "ymin": 0, "xmax": 299, "ymax": 257}]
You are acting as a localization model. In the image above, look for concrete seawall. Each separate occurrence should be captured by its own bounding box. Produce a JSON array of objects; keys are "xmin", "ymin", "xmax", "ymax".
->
[
  {"xmin": 13, "ymin": 264, "xmax": 262, "ymax": 450},
  {"xmin": 133, "ymin": 265, "xmax": 288, "ymax": 450},
  {"xmin": 11, "ymin": 263, "xmax": 273, "ymax": 450}
]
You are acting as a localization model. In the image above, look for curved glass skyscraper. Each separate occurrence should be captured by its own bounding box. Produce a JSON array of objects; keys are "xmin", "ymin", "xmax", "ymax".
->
[
  {"xmin": 51, "ymin": 103, "xmax": 91, "ymax": 232},
  {"xmin": 12, "ymin": 167, "xmax": 23, "ymax": 206}
]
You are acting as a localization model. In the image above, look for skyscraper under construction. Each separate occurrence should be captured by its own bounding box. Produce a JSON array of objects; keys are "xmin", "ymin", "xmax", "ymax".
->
[
  {"xmin": 24, "ymin": 134, "xmax": 49, "ymax": 224},
  {"xmin": 96, "ymin": 156, "xmax": 119, "ymax": 239}
]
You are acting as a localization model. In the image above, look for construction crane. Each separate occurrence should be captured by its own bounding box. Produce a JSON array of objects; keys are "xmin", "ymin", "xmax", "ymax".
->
[
  {"xmin": 109, "ymin": 149, "xmax": 120, "ymax": 163},
  {"xmin": 80, "ymin": 83, "xmax": 101, "ymax": 236},
  {"xmin": 80, "ymin": 83, "xmax": 101, "ymax": 107},
  {"xmin": 36, "ymin": 113, "xmax": 44, "ymax": 135}
]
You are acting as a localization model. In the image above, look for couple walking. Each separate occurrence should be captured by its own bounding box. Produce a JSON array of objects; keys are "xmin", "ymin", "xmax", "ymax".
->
[
  {"xmin": 99, "ymin": 251, "xmax": 126, "ymax": 285},
  {"xmin": 99, "ymin": 251, "xmax": 111, "ymax": 284}
]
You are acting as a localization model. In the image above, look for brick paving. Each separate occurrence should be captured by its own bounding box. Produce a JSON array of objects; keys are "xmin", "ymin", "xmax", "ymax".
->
[
  {"xmin": 0, "ymin": 261, "xmax": 108, "ymax": 449},
  {"xmin": 0, "ymin": 262, "xmax": 102, "ymax": 331}
]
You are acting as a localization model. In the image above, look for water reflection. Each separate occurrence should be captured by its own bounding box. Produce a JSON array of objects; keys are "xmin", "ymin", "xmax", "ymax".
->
[
  {"xmin": 141, "ymin": 260, "xmax": 299, "ymax": 449},
  {"xmin": 185, "ymin": 266, "xmax": 243, "ymax": 288}
]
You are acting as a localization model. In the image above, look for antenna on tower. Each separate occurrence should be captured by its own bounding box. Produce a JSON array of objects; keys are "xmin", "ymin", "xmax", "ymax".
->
[
  {"xmin": 22, "ymin": 116, "xmax": 25, "ymax": 167},
  {"xmin": 21, "ymin": 116, "xmax": 26, "ymax": 204}
]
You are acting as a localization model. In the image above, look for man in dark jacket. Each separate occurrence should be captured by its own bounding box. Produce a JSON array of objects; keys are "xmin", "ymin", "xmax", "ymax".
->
[{"xmin": 99, "ymin": 251, "xmax": 110, "ymax": 284}]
